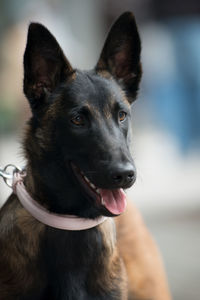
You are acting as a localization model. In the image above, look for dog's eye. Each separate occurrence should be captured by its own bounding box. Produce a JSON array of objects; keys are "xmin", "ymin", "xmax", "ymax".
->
[
  {"xmin": 71, "ymin": 115, "xmax": 85, "ymax": 126},
  {"xmin": 118, "ymin": 111, "xmax": 127, "ymax": 122}
]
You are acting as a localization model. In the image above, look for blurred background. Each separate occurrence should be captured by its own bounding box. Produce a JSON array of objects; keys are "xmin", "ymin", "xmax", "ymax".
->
[{"xmin": 0, "ymin": 0, "xmax": 200, "ymax": 299}]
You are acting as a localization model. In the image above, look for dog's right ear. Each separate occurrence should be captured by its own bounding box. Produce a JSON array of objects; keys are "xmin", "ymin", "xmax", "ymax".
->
[{"xmin": 23, "ymin": 23, "xmax": 73, "ymax": 115}]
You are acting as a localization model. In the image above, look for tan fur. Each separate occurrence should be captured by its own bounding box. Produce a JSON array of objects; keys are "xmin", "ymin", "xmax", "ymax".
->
[
  {"xmin": 15, "ymin": 207, "xmax": 45, "ymax": 258},
  {"xmin": 0, "ymin": 195, "xmax": 45, "ymax": 299},
  {"xmin": 120, "ymin": 90, "xmax": 131, "ymax": 107},
  {"xmin": 115, "ymin": 201, "xmax": 171, "ymax": 300},
  {"xmin": 85, "ymin": 218, "xmax": 128, "ymax": 298},
  {"xmin": 99, "ymin": 218, "xmax": 116, "ymax": 255},
  {"xmin": 103, "ymin": 104, "xmax": 112, "ymax": 119},
  {"xmin": 97, "ymin": 69, "xmax": 112, "ymax": 79}
]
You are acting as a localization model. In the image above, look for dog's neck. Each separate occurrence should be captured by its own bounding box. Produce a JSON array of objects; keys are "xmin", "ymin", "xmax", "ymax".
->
[
  {"xmin": 20, "ymin": 163, "xmax": 117, "ymax": 249},
  {"xmin": 13, "ymin": 171, "xmax": 107, "ymax": 231},
  {"xmin": 24, "ymin": 165, "xmax": 49, "ymax": 208},
  {"xmin": 24, "ymin": 163, "xmax": 81, "ymax": 213}
]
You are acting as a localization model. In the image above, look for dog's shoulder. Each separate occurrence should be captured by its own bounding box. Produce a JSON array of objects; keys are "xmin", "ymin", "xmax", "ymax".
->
[
  {"xmin": 0, "ymin": 195, "xmax": 45, "ymax": 299},
  {"xmin": 0, "ymin": 194, "xmax": 45, "ymax": 249},
  {"xmin": 115, "ymin": 201, "xmax": 171, "ymax": 300}
]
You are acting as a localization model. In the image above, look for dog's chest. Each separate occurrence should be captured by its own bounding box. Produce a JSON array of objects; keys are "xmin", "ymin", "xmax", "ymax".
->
[
  {"xmin": 39, "ymin": 221, "xmax": 120, "ymax": 300},
  {"xmin": 41, "ymin": 227, "xmax": 106, "ymax": 299}
]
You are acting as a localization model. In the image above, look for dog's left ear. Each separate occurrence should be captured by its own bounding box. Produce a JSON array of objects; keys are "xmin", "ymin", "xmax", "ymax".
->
[
  {"xmin": 24, "ymin": 23, "xmax": 73, "ymax": 115},
  {"xmin": 96, "ymin": 12, "xmax": 142, "ymax": 103}
]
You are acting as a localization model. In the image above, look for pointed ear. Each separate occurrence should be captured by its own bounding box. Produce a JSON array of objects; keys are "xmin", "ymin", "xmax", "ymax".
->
[
  {"xmin": 23, "ymin": 23, "xmax": 74, "ymax": 114},
  {"xmin": 96, "ymin": 12, "xmax": 142, "ymax": 103}
]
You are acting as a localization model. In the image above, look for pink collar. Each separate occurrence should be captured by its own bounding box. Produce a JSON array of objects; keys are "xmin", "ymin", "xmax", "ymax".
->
[{"xmin": 12, "ymin": 172, "xmax": 108, "ymax": 231}]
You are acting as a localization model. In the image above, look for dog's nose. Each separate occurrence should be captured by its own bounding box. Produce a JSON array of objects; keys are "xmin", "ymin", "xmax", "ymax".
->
[{"xmin": 111, "ymin": 163, "xmax": 136, "ymax": 188}]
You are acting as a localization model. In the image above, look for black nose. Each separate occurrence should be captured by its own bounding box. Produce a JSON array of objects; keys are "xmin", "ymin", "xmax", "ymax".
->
[{"xmin": 111, "ymin": 163, "xmax": 136, "ymax": 188}]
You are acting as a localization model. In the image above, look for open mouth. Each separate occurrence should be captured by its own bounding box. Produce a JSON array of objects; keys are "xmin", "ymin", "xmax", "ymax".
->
[{"xmin": 71, "ymin": 163, "xmax": 127, "ymax": 216}]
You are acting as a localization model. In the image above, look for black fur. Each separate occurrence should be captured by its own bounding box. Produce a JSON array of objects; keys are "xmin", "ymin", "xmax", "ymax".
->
[{"xmin": 0, "ymin": 12, "xmax": 142, "ymax": 299}]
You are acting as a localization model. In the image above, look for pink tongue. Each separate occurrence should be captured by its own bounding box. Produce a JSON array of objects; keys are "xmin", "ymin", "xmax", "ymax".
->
[{"xmin": 99, "ymin": 188, "xmax": 127, "ymax": 215}]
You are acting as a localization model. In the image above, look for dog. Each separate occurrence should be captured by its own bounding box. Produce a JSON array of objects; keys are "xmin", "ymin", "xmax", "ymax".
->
[{"xmin": 0, "ymin": 12, "xmax": 171, "ymax": 300}]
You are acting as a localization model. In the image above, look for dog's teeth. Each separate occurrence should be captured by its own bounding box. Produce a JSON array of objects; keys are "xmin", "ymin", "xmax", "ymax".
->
[
  {"xmin": 82, "ymin": 174, "xmax": 97, "ymax": 190},
  {"xmin": 96, "ymin": 188, "xmax": 100, "ymax": 195},
  {"xmin": 84, "ymin": 176, "xmax": 90, "ymax": 183},
  {"xmin": 90, "ymin": 182, "xmax": 96, "ymax": 189},
  {"xmin": 101, "ymin": 197, "xmax": 104, "ymax": 205}
]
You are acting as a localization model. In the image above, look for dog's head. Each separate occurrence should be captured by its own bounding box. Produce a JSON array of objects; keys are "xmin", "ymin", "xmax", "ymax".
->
[{"xmin": 23, "ymin": 12, "xmax": 142, "ymax": 218}]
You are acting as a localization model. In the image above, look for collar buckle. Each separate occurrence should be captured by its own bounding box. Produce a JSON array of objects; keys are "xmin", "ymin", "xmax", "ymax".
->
[{"xmin": 0, "ymin": 164, "xmax": 23, "ymax": 187}]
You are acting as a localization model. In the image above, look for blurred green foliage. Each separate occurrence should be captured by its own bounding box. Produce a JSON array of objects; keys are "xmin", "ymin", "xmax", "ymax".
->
[{"xmin": 0, "ymin": 99, "xmax": 17, "ymax": 134}]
